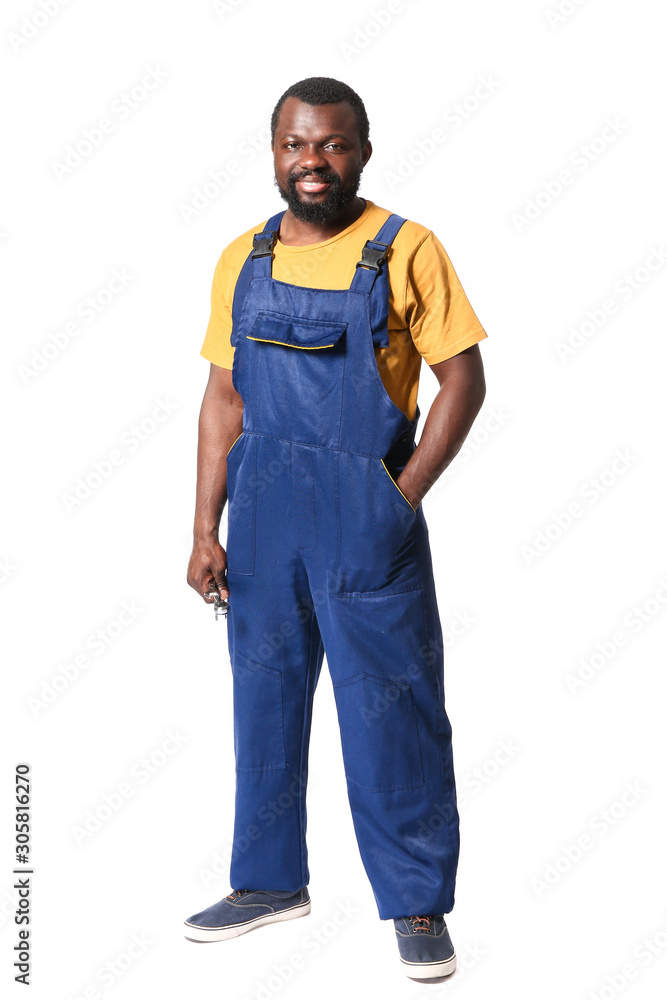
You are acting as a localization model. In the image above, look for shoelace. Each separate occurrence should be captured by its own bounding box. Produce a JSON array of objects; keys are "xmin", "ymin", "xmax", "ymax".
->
[
  {"xmin": 226, "ymin": 889, "xmax": 252, "ymax": 901},
  {"xmin": 408, "ymin": 915, "xmax": 432, "ymax": 933}
]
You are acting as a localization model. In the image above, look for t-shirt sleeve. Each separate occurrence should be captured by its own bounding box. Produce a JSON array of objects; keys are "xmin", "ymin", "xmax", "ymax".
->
[
  {"xmin": 200, "ymin": 254, "xmax": 235, "ymax": 369},
  {"xmin": 405, "ymin": 231, "xmax": 488, "ymax": 365}
]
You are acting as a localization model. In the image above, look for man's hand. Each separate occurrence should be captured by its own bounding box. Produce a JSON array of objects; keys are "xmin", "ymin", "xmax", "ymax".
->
[
  {"xmin": 187, "ymin": 535, "xmax": 229, "ymax": 602},
  {"xmin": 395, "ymin": 344, "xmax": 486, "ymax": 507}
]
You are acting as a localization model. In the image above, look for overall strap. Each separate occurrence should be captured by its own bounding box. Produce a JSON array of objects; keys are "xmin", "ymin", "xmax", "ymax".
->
[
  {"xmin": 230, "ymin": 210, "xmax": 285, "ymax": 345},
  {"xmin": 350, "ymin": 213, "xmax": 407, "ymax": 349}
]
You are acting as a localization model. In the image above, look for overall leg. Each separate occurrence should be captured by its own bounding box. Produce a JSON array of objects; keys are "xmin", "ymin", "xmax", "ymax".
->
[
  {"xmin": 226, "ymin": 438, "xmax": 326, "ymax": 892},
  {"xmin": 311, "ymin": 512, "xmax": 459, "ymax": 920}
]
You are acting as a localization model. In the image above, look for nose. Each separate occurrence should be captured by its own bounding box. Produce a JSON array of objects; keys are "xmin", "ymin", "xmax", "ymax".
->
[{"xmin": 296, "ymin": 145, "xmax": 329, "ymax": 174}]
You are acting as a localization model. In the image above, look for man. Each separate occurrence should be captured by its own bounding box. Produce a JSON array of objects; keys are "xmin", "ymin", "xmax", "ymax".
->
[{"xmin": 184, "ymin": 77, "xmax": 487, "ymax": 980}]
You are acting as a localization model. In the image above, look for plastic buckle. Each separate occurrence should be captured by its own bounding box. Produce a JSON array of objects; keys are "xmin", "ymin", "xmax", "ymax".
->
[
  {"xmin": 251, "ymin": 232, "xmax": 276, "ymax": 258},
  {"xmin": 355, "ymin": 241, "xmax": 389, "ymax": 272}
]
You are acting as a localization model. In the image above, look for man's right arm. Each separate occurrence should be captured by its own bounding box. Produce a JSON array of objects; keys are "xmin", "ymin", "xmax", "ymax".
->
[{"xmin": 187, "ymin": 363, "xmax": 243, "ymax": 603}]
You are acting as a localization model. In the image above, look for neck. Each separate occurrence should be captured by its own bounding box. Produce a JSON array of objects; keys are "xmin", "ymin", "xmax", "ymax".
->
[{"xmin": 279, "ymin": 197, "xmax": 367, "ymax": 246}]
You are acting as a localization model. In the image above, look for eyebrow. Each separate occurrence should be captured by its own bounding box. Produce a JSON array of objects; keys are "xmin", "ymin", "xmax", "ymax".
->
[{"xmin": 279, "ymin": 132, "xmax": 350, "ymax": 142}]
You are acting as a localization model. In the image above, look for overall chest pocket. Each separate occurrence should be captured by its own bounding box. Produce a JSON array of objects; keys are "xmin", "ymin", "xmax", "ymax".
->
[{"xmin": 246, "ymin": 310, "xmax": 347, "ymax": 449}]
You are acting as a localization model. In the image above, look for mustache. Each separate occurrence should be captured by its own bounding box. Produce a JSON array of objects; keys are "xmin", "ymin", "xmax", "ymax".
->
[{"xmin": 289, "ymin": 171, "xmax": 338, "ymax": 185}]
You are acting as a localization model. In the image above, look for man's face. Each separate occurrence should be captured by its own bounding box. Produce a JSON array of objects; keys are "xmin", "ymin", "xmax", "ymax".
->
[{"xmin": 272, "ymin": 96, "xmax": 372, "ymax": 225}]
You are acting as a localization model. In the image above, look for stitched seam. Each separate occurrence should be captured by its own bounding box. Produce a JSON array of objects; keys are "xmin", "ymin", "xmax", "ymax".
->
[
  {"xmin": 247, "ymin": 336, "xmax": 337, "ymax": 350},
  {"xmin": 353, "ymin": 290, "xmax": 411, "ymax": 428},
  {"xmin": 345, "ymin": 773, "xmax": 425, "ymax": 793},
  {"xmin": 226, "ymin": 431, "xmax": 243, "ymax": 458},
  {"xmin": 380, "ymin": 457, "xmax": 416, "ymax": 513},
  {"xmin": 417, "ymin": 551, "xmax": 438, "ymax": 694},
  {"xmin": 331, "ymin": 585, "xmax": 422, "ymax": 599},
  {"xmin": 404, "ymin": 231, "xmax": 432, "ymax": 340},
  {"xmin": 415, "ymin": 552, "xmax": 458, "ymax": 860},
  {"xmin": 236, "ymin": 763, "xmax": 287, "ymax": 774},
  {"xmin": 332, "ymin": 448, "xmax": 342, "ymax": 590},
  {"xmin": 242, "ymin": 429, "xmax": 408, "ymax": 460},
  {"xmin": 298, "ymin": 610, "xmax": 319, "ymax": 887},
  {"xmin": 336, "ymin": 674, "xmax": 425, "ymax": 791},
  {"xmin": 234, "ymin": 652, "xmax": 286, "ymax": 770},
  {"xmin": 192, "ymin": 901, "xmax": 308, "ymax": 928},
  {"xmin": 336, "ymin": 333, "xmax": 346, "ymax": 450},
  {"xmin": 251, "ymin": 307, "xmax": 348, "ymax": 329}
]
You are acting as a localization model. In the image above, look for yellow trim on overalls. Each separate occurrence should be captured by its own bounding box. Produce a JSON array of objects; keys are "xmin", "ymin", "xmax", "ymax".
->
[
  {"xmin": 226, "ymin": 432, "xmax": 243, "ymax": 458},
  {"xmin": 246, "ymin": 336, "xmax": 335, "ymax": 349},
  {"xmin": 380, "ymin": 458, "xmax": 416, "ymax": 512}
]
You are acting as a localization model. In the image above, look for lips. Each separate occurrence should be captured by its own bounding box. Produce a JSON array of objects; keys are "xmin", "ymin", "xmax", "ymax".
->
[{"xmin": 296, "ymin": 177, "xmax": 331, "ymax": 193}]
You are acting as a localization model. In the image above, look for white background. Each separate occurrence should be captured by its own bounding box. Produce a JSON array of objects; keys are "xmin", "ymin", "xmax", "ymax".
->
[{"xmin": 2, "ymin": 0, "xmax": 666, "ymax": 998}]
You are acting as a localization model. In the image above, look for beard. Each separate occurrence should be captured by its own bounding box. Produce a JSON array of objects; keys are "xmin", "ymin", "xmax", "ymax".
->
[{"xmin": 274, "ymin": 164, "xmax": 363, "ymax": 224}]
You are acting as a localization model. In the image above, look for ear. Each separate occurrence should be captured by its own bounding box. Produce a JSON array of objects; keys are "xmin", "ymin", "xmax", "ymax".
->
[{"xmin": 362, "ymin": 140, "xmax": 373, "ymax": 168}]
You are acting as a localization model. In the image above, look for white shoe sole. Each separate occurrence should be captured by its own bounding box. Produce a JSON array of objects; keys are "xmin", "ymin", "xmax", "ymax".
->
[
  {"xmin": 401, "ymin": 952, "xmax": 457, "ymax": 979},
  {"xmin": 184, "ymin": 899, "xmax": 311, "ymax": 942}
]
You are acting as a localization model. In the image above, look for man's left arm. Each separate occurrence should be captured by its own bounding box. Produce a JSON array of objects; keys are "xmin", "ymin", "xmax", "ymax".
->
[{"xmin": 396, "ymin": 344, "xmax": 486, "ymax": 509}]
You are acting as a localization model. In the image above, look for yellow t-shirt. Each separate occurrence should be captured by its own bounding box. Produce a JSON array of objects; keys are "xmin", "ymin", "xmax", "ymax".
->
[{"xmin": 201, "ymin": 199, "xmax": 487, "ymax": 421}]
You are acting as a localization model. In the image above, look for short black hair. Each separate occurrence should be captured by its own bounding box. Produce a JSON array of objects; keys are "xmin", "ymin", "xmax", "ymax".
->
[{"xmin": 270, "ymin": 77, "xmax": 370, "ymax": 148}]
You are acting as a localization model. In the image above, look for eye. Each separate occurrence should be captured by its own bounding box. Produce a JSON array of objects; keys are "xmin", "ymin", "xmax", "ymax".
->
[
  {"xmin": 326, "ymin": 143, "xmax": 343, "ymax": 150},
  {"xmin": 284, "ymin": 141, "xmax": 300, "ymax": 150}
]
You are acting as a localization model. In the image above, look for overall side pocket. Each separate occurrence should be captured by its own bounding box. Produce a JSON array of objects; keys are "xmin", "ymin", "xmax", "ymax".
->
[{"xmin": 226, "ymin": 432, "xmax": 256, "ymax": 576}]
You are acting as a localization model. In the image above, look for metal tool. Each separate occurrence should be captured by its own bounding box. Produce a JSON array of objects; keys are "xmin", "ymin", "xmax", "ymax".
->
[{"xmin": 205, "ymin": 590, "xmax": 229, "ymax": 620}]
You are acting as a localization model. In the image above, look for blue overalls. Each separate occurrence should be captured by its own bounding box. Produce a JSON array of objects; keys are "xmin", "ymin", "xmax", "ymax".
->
[{"xmin": 224, "ymin": 210, "xmax": 460, "ymax": 920}]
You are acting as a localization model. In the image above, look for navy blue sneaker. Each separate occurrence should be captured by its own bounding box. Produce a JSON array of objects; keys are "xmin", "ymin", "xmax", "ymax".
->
[
  {"xmin": 184, "ymin": 888, "xmax": 310, "ymax": 942},
  {"xmin": 394, "ymin": 914, "xmax": 457, "ymax": 978}
]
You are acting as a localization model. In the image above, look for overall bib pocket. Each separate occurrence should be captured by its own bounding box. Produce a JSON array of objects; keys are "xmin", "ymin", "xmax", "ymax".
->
[
  {"xmin": 225, "ymin": 432, "xmax": 257, "ymax": 576},
  {"xmin": 246, "ymin": 310, "xmax": 347, "ymax": 449}
]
